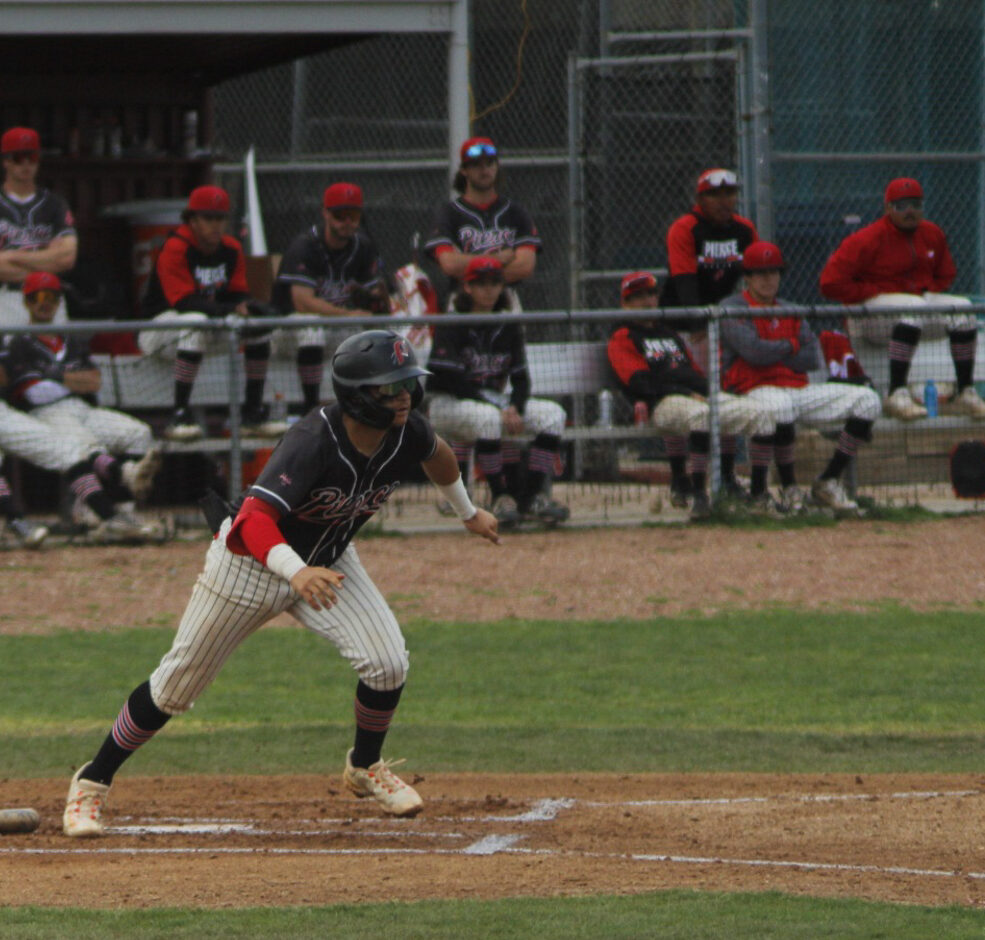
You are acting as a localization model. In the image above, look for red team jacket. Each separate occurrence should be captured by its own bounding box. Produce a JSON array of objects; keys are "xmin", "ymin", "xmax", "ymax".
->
[
  {"xmin": 819, "ymin": 215, "xmax": 956, "ymax": 304},
  {"xmin": 720, "ymin": 291, "xmax": 820, "ymax": 394},
  {"xmin": 142, "ymin": 224, "xmax": 249, "ymax": 317}
]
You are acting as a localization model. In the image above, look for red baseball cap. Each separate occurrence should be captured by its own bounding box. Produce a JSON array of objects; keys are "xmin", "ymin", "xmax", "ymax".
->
[
  {"xmin": 620, "ymin": 271, "xmax": 658, "ymax": 300},
  {"xmin": 2, "ymin": 126, "xmax": 41, "ymax": 154},
  {"xmin": 459, "ymin": 136, "xmax": 497, "ymax": 165},
  {"xmin": 885, "ymin": 178, "xmax": 923, "ymax": 203},
  {"xmin": 464, "ymin": 255, "xmax": 504, "ymax": 282},
  {"xmin": 22, "ymin": 271, "xmax": 62, "ymax": 295},
  {"xmin": 742, "ymin": 241, "xmax": 785, "ymax": 272},
  {"xmin": 323, "ymin": 182, "xmax": 363, "ymax": 211},
  {"xmin": 696, "ymin": 167, "xmax": 738, "ymax": 194},
  {"xmin": 186, "ymin": 185, "xmax": 230, "ymax": 214}
]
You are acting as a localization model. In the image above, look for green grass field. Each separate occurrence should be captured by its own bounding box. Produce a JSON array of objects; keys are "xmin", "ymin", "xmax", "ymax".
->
[{"xmin": 4, "ymin": 607, "xmax": 985, "ymax": 936}]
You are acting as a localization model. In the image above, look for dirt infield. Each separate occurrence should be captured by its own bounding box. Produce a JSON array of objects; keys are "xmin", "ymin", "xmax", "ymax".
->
[
  {"xmin": 4, "ymin": 517, "xmax": 985, "ymax": 909},
  {"xmin": 4, "ymin": 773, "xmax": 985, "ymax": 909}
]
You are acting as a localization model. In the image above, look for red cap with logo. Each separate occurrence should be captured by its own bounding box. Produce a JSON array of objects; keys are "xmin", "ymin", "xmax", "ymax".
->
[
  {"xmin": 459, "ymin": 136, "xmax": 497, "ymax": 165},
  {"xmin": 620, "ymin": 271, "xmax": 658, "ymax": 300},
  {"xmin": 696, "ymin": 167, "xmax": 738, "ymax": 193},
  {"xmin": 885, "ymin": 178, "xmax": 923, "ymax": 203},
  {"xmin": 2, "ymin": 126, "xmax": 41, "ymax": 154},
  {"xmin": 186, "ymin": 186, "xmax": 230, "ymax": 214},
  {"xmin": 323, "ymin": 182, "xmax": 363, "ymax": 210},
  {"xmin": 22, "ymin": 271, "xmax": 62, "ymax": 295},
  {"xmin": 464, "ymin": 256, "xmax": 505, "ymax": 282},
  {"xmin": 742, "ymin": 241, "xmax": 785, "ymax": 272}
]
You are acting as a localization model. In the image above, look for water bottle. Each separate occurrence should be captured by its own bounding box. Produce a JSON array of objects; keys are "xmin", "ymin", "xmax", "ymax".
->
[
  {"xmin": 271, "ymin": 391, "xmax": 287, "ymax": 423},
  {"xmin": 597, "ymin": 389, "xmax": 614, "ymax": 428},
  {"xmin": 924, "ymin": 379, "xmax": 938, "ymax": 418}
]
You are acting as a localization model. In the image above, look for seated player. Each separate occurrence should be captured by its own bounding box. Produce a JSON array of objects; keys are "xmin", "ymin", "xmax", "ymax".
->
[
  {"xmin": 608, "ymin": 270, "xmax": 774, "ymax": 521},
  {"xmin": 722, "ymin": 242, "xmax": 882, "ymax": 514},
  {"xmin": 426, "ymin": 256, "xmax": 569, "ymax": 527}
]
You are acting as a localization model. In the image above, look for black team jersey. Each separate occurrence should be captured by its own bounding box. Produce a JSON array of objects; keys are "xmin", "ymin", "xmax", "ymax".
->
[
  {"xmin": 242, "ymin": 404, "xmax": 436, "ymax": 567},
  {"xmin": 424, "ymin": 196, "xmax": 541, "ymax": 292},
  {"xmin": 271, "ymin": 226, "xmax": 383, "ymax": 313},
  {"xmin": 0, "ymin": 189, "xmax": 75, "ymax": 274}
]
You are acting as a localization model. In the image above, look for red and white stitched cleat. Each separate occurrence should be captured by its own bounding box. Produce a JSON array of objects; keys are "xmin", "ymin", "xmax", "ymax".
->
[
  {"xmin": 343, "ymin": 748, "xmax": 423, "ymax": 817},
  {"xmin": 63, "ymin": 765, "xmax": 110, "ymax": 838}
]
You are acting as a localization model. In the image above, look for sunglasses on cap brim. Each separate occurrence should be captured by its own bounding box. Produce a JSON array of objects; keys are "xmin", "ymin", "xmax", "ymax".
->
[
  {"xmin": 374, "ymin": 377, "xmax": 418, "ymax": 399},
  {"xmin": 891, "ymin": 198, "xmax": 923, "ymax": 211},
  {"xmin": 623, "ymin": 276, "xmax": 657, "ymax": 296},
  {"xmin": 700, "ymin": 170, "xmax": 738, "ymax": 189},
  {"xmin": 468, "ymin": 273, "xmax": 504, "ymax": 285},
  {"xmin": 25, "ymin": 289, "xmax": 61, "ymax": 304},
  {"xmin": 195, "ymin": 212, "xmax": 228, "ymax": 222},
  {"xmin": 463, "ymin": 143, "xmax": 498, "ymax": 162}
]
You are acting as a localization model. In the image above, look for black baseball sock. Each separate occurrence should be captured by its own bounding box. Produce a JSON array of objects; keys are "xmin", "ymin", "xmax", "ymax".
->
[
  {"xmin": 297, "ymin": 345, "xmax": 325, "ymax": 412},
  {"xmin": 351, "ymin": 681, "xmax": 404, "ymax": 769},
  {"xmin": 774, "ymin": 422, "xmax": 797, "ymax": 488},
  {"xmin": 82, "ymin": 681, "xmax": 172, "ymax": 786},
  {"xmin": 476, "ymin": 439, "xmax": 507, "ymax": 497},
  {"xmin": 888, "ymin": 324, "xmax": 921, "ymax": 393},
  {"xmin": 243, "ymin": 341, "xmax": 270, "ymax": 411},
  {"xmin": 173, "ymin": 351, "xmax": 203, "ymax": 410},
  {"xmin": 820, "ymin": 417, "xmax": 872, "ymax": 481},
  {"xmin": 949, "ymin": 329, "xmax": 977, "ymax": 392},
  {"xmin": 688, "ymin": 431, "xmax": 709, "ymax": 493}
]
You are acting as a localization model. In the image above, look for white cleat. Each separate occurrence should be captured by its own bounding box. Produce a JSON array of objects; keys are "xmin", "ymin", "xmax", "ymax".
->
[
  {"xmin": 63, "ymin": 766, "xmax": 110, "ymax": 838},
  {"xmin": 343, "ymin": 748, "xmax": 423, "ymax": 817},
  {"xmin": 884, "ymin": 387, "xmax": 926, "ymax": 421},
  {"xmin": 950, "ymin": 385, "xmax": 985, "ymax": 418},
  {"xmin": 811, "ymin": 477, "xmax": 859, "ymax": 514},
  {"xmin": 121, "ymin": 448, "xmax": 163, "ymax": 502}
]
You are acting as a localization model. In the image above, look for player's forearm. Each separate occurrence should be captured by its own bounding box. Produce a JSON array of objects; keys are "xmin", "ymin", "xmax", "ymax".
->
[
  {"xmin": 503, "ymin": 248, "xmax": 535, "ymax": 283},
  {"xmin": 17, "ymin": 237, "xmax": 78, "ymax": 274},
  {"xmin": 422, "ymin": 437, "xmax": 464, "ymax": 486}
]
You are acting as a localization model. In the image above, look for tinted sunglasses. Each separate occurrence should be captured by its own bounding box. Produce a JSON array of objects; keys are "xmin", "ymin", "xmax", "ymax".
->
[
  {"xmin": 328, "ymin": 208, "xmax": 362, "ymax": 222},
  {"xmin": 5, "ymin": 151, "xmax": 39, "ymax": 165},
  {"xmin": 196, "ymin": 212, "xmax": 228, "ymax": 222},
  {"xmin": 375, "ymin": 377, "xmax": 418, "ymax": 399},
  {"xmin": 463, "ymin": 143, "xmax": 498, "ymax": 162},
  {"xmin": 468, "ymin": 274, "xmax": 504, "ymax": 286},
  {"xmin": 623, "ymin": 275, "xmax": 657, "ymax": 297},
  {"xmin": 25, "ymin": 289, "xmax": 60, "ymax": 305},
  {"xmin": 892, "ymin": 198, "xmax": 923, "ymax": 211}
]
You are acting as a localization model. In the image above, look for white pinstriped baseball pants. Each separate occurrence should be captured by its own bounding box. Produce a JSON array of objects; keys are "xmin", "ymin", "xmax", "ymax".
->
[
  {"xmin": 744, "ymin": 383, "xmax": 882, "ymax": 426},
  {"xmin": 428, "ymin": 393, "xmax": 567, "ymax": 440},
  {"xmin": 856, "ymin": 292, "xmax": 976, "ymax": 344},
  {"xmin": 31, "ymin": 397, "xmax": 153, "ymax": 456},
  {"xmin": 149, "ymin": 520, "xmax": 409, "ymax": 716},
  {"xmin": 0, "ymin": 400, "xmax": 92, "ymax": 471}
]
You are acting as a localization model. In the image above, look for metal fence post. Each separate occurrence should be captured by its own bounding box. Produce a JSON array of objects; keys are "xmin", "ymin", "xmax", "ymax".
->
[
  {"xmin": 749, "ymin": 0, "xmax": 773, "ymax": 240},
  {"xmin": 706, "ymin": 308, "xmax": 722, "ymax": 498},
  {"xmin": 225, "ymin": 318, "xmax": 243, "ymax": 501}
]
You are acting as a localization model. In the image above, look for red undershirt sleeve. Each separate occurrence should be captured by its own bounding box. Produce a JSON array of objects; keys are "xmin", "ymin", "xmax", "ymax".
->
[{"xmin": 225, "ymin": 496, "xmax": 287, "ymax": 564}]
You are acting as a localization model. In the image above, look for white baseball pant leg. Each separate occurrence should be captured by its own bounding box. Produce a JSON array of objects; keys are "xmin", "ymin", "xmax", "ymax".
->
[
  {"xmin": 269, "ymin": 313, "xmax": 327, "ymax": 358},
  {"xmin": 520, "ymin": 397, "xmax": 567, "ymax": 436},
  {"xmin": 32, "ymin": 398, "xmax": 153, "ymax": 455},
  {"xmin": 138, "ymin": 310, "xmax": 219, "ymax": 358},
  {"xmin": 0, "ymin": 400, "xmax": 92, "ymax": 471},
  {"xmin": 745, "ymin": 384, "xmax": 881, "ymax": 427},
  {"xmin": 651, "ymin": 392, "xmax": 774, "ymax": 437},
  {"xmin": 149, "ymin": 524, "xmax": 408, "ymax": 715},
  {"xmin": 857, "ymin": 292, "xmax": 975, "ymax": 344},
  {"xmin": 428, "ymin": 394, "xmax": 503, "ymax": 442}
]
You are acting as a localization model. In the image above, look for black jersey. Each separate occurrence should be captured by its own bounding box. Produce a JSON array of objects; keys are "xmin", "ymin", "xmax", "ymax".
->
[
  {"xmin": 662, "ymin": 209, "xmax": 759, "ymax": 307},
  {"xmin": 4, "ymin": 330, "xmax": 92, "ymax": 409},
  {"xmin": 424, "ymin": 196, "xmax": 541, "ymax": 291},
  {"xmin": 271, "ymin": 227, "xmax": 383, "ymax": 313},
  {"xmin": 141, "ymin": 224, "xmax": 250, "ymax": 317},
  {"xmin": 246, "ymin": 404, "xmax": 436, "ymax": 567},
  {"xmin": 426, "ymin": 320, "xmax": 530, "ymax": 412},
  {"xmin": 0, "ymin": 189, "xmax": 75, "ymax": 259}
]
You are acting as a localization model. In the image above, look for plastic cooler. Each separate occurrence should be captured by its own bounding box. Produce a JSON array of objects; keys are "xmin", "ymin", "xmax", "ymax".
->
[{"xmin": 102, "ymin": 199, "xmax": 185, "ymax": 309}]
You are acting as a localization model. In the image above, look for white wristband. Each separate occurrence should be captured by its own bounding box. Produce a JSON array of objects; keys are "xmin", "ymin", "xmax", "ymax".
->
[
  {"xmin": 266, "ymin": 543, "xmax": 308, "ymax": 582},
  {"xmin": 435, "ymin": 476, "xmax": 478, "ymax": 521}
]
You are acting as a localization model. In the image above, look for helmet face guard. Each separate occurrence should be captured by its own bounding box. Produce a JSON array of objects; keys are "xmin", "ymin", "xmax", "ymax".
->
[{"xmin": 331, "ymin": 330, "xmax": 430, "ymax": 429}]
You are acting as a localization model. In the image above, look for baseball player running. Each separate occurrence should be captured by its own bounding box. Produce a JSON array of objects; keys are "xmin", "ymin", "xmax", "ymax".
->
[
  {"xmin": 63, "ymin": 329, "xmax": 499, "ymax": 836},
  {"xmin": 721, "ymin": 242, "xmax": 882, "ymax": 514}
]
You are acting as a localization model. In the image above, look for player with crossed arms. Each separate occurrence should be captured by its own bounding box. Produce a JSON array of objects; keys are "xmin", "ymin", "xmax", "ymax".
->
[{"xmin": 63, "ymin": 330, "xmax": 499, "ymax": 836}]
